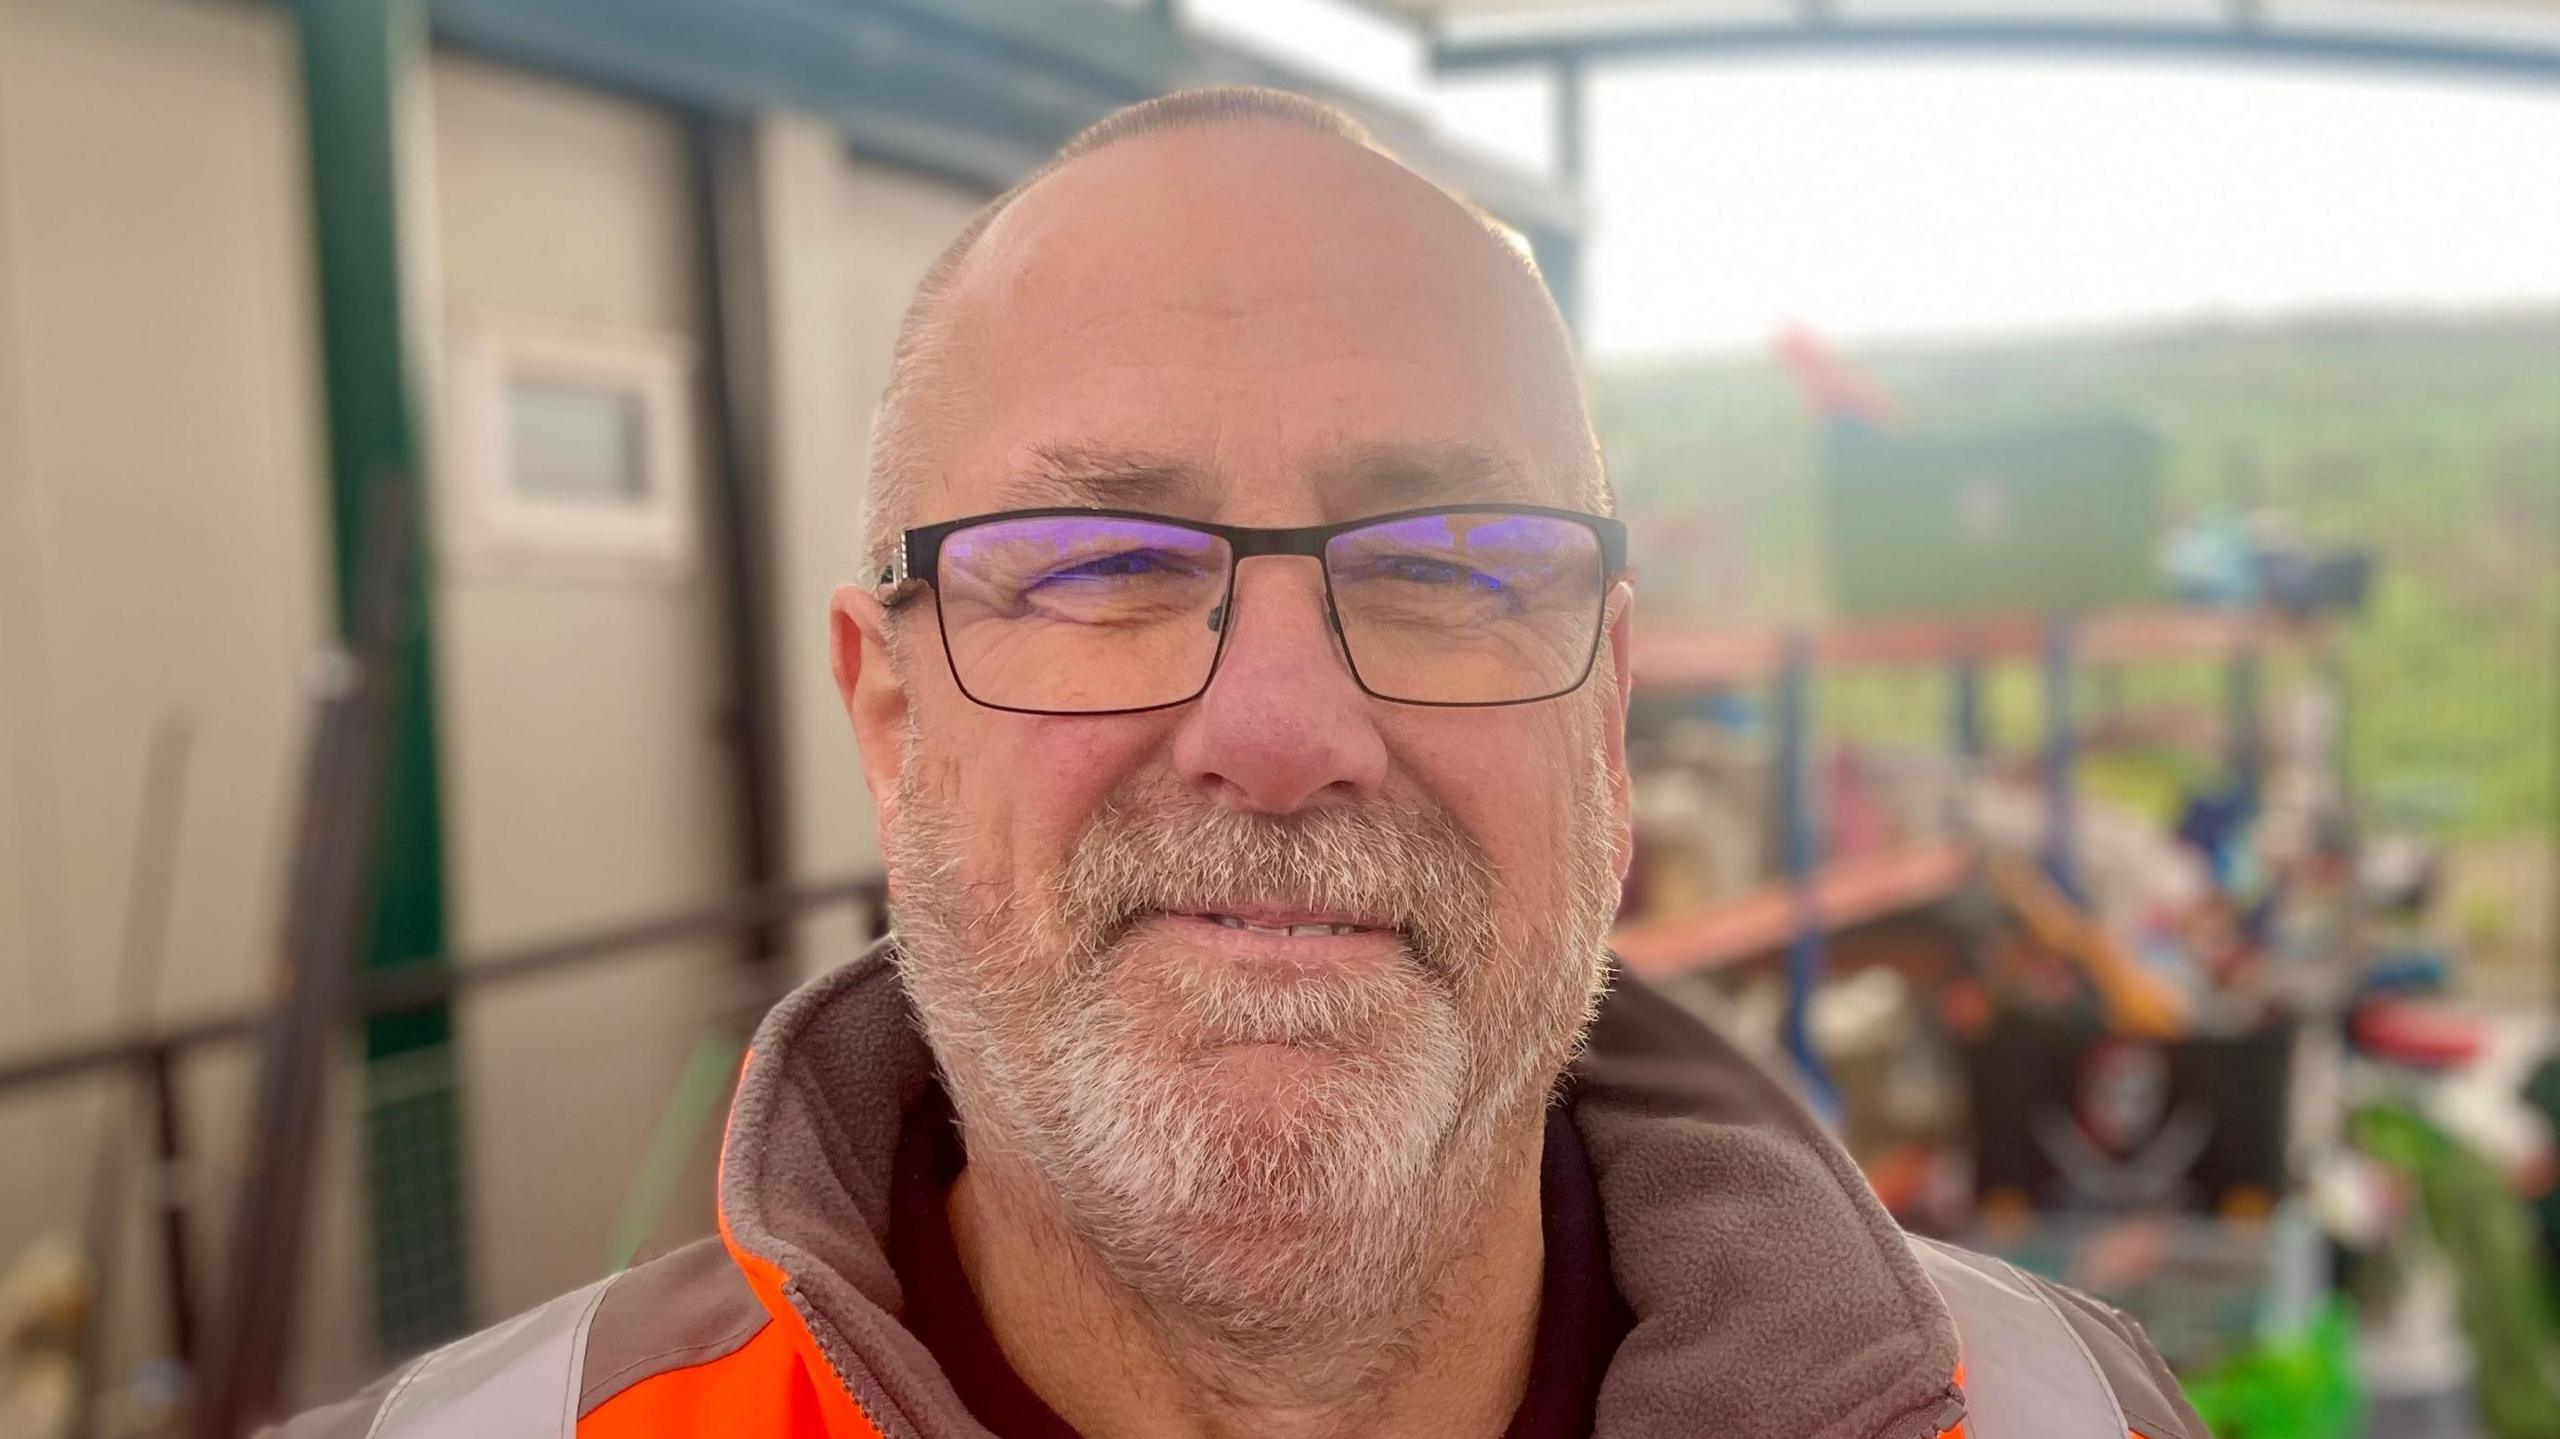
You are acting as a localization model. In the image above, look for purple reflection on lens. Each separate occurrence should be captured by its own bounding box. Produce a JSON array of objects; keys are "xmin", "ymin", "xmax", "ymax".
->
[
  {"xmin": 1329, "ymin": 510, "xmax": 1597, "ymax": 600},
  {"xmin": 943, "ymin": 514, "xmax": 1227, "ymax": 575},
  {"xmin": 940, "ymin": 514, "xmax": 1230, "ymax": 614},
  {"xmin": 933, "ymin": 513, "xmax": 1233, "ymax": 712},
  {"xmin": 1324, "ymin": 510, "xmax": 1604, "ymax": 703}
]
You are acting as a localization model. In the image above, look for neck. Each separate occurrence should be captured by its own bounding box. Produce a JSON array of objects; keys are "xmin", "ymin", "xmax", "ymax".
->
[{"xmin": 946, "ymin": 1115, "xmax": 1550, "ymax": 1439}]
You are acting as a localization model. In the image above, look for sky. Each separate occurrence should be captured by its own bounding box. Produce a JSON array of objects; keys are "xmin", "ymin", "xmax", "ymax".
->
[{"xmin": 1184, "ymin": 0, "xmax": 2560, "ymax": 358}]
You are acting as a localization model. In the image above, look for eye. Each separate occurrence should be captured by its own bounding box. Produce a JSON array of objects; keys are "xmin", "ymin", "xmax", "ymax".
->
[
  {"xmin": 1031, "ymin": 548, "xmax": 1189, "ymax": 587},
  {"xmin": 1377, "ymin": 554, "xmax": 1504, "ymax": 592}
]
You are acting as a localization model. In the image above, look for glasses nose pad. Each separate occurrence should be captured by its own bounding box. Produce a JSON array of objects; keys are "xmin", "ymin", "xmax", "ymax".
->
[
  {"xmin": 1206, "ymin": 600, "xmax": 1228, "ymax": 635},
  {"xmin": 1323, "ymin": 592, "xmax": 1358, "ymax": 670}
]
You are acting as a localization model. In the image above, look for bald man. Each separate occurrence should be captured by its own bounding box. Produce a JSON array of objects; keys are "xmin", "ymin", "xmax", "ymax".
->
[{"xmin": 273, "ymin": 88, "xmax": 2201, "ymax": 1439}]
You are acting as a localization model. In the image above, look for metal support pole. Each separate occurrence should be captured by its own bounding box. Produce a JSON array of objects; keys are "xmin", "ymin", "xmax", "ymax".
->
[
  {"xmin": 1555, "ymin": 56, "xmax": 1588, "ymax": 184},
  {"xmin": 2226, "ymin": 636, "xmax": 2264, "ymax": 813},
  {"xmin": 145, "ymin": 1046, "xmax": 199, "ymax": 1368},
  {"xmin": 1775, "ymin": 632, "xmax": 1839, "ymax": 1113},
  {"xmin": 1950, "ymin": 650, "xmax": 1984, "ymax": 839},
  {"xmin": 196, "ymin": 477, "xmax": 418, "ymax": 1438},
  {"xmin": 692, "ymin": 119, "xmax": 791, "ymax": 987},
  {"xmin": 1952, "ymin": 651, "xmax": 1985, "ymax": 767},
  {"xmin": 2042, "ymin": 618, "xmax": 2082, "ymax": 903},
  {"xmin": 291, "ymin": 0, "xmax": 470, "ymax": 1354},
  {"xmin": 1539, "ymin": 58, "xmax": 1590, "ymax": 335}
]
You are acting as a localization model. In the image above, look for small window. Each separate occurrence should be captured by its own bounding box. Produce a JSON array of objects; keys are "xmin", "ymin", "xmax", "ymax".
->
[
  {"xmin": 508, "ymin": 380, "xmax": 649, "ymax": 504},
  {"xmin": 441, "ymin": 318, "xmax": 697, "ymax": 581}
]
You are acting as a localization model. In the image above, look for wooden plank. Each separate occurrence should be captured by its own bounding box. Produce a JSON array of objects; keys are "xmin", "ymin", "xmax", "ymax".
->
[
  {"xmin": 1611, "ymin": 839, "xmax": 1973, "ymax": 979},
  {"xmin": 1630, "ymin": 608, "xmax": 2320, "ymax": 691},
  {"xmin": 1818, "ymin": 615, "xmax": 2043, "ymax": 668},
  {"xmin": 1626, "ymin": 625, "xmax": 1788, "ymax": 688},
  {"xmin": 2078, "ymin": 608, "xmax": 2318, "ymax": 663}
]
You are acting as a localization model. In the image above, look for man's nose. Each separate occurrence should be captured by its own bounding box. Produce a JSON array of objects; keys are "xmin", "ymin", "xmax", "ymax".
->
[{"xmin": 1170, "ymin": 561, "xmax": 1388, "ymax": 814}]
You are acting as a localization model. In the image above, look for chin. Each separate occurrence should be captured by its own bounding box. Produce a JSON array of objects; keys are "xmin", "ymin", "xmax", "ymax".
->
[
  {"xmin": 1186, "ymin": 1039, "xmax": 1348, "ymax": 1110},
  {"xmin": 1106, "ymin": 926, "xmax": 1436, "ymax": 1046},
  {"xmin": 1073, "ymin": 1020, "xmax": 1469, "ymax": 1233},
  {"xmin": 1071, "ymin": 1067, "xmax": 1459, "ymax": 1344}
]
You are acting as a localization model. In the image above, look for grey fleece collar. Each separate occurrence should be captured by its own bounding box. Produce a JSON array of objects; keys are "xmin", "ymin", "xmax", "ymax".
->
[{"xmin": 718, "ymin": 945, "xmax": 1963, "ymax": 1439}]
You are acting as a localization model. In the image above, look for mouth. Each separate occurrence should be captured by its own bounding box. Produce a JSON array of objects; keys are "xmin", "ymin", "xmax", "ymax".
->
[
  {"xmin": 1121, "ymin": 905, "xmax": 1410, "ymax": 967},
  {"xmin": 1105, "ymin": 906, "xmax": 1438, "ymax": 1047},
  {"xmin": 1173, "ymin": 906, "xmax": 1399, "ymax": 939}
]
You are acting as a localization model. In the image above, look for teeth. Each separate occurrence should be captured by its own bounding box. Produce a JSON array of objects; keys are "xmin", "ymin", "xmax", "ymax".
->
[{"xmin": 1204, "ymin": 914, "xmax": 1361, "ymax": 937}]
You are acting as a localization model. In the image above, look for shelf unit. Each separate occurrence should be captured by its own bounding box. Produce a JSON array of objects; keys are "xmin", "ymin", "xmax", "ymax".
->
[
  {"xmin": 1608, "ymin": 605, "xmax": 2325, "ymax": 1107},
  {"xmin": 1630, "ymin": 608, "xmax": 2318, "ymax": 690},
  {"xmin": 1612, "ymin": 839, "xmax": 1972, "ymax": 980}
]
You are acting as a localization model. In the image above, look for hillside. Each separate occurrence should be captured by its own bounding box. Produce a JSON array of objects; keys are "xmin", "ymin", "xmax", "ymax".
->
[{"xmin": 1590, "ymin": 309, "xmax": 2560, "ymax": 839}]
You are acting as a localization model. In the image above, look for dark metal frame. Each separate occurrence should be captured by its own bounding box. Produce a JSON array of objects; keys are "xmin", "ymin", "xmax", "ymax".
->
[
  {"xmin": 422, "ymin": 0, "xmax": 1585, "ymax": 248},
  {"xmin": 689, "ymin": 115, "xmax": 795, "ymax": 982},
  {"xmin": 195, "ymin": 470, "xmax": 421, "ymax": 1437},
  {"xmin": 290, "ymin": 0, "xmax": 473, "ymax": 1368},
  {"xmin": 1409, "ymin": 0, "xmax": 2560, "ymax": 332},
  {"xmin": 1427, "ymin": 13, "xmax": 2560, "ymax": 88},
  {"xmin": 1, "ymin": 868, "xmax": 886, "ymax": 1435},
  {"xmin": 0, "ymin": 876, "xmax": 887, "ymax": 1099},
  {"xmin": 875, "ymin": 503, "xmax": 1630, "ymax": 715}
]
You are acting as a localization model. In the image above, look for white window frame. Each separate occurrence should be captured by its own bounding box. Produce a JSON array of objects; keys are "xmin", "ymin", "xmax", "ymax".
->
[{"xmin": 439, "ymin": 316, "xmax": 698, "ymax": 582}]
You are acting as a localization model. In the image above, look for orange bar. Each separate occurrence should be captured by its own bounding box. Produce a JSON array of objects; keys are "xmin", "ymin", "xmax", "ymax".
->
[
  {"xmin": 1611, "ymin": 840, "xmax": 1973, "ymax": 979},
  {"xmin": 1630, "ymin": 608, "xmax": 2320, "ymax": 693}
]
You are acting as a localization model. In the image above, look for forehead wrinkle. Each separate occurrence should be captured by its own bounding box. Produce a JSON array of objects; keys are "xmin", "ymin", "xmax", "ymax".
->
[
  {"xmin": 1313, "ymin": 440, "xmax": 1550, "ymax": 516},
  {"xmin": 988, "ymin": 441, "xmax": 1219, "ymax": 515}
]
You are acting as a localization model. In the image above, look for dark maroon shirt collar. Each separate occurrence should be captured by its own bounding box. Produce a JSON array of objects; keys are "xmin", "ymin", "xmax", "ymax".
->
[{"xmin": 889, "ymin": 1083, "xmax": 1631, "ymax": 1439}]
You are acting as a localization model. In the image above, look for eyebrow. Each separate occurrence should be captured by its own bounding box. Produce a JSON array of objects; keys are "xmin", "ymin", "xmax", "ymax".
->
[
  {"xmin": 986, "ymin": 438, "xmax": 1544, "ymax": 518},
  {"xmin": 992, "ymin": 443, "xmax": 1216, "ymax": 512},
  {"xmin": 1313, "ymin": 440, "xmax": 1541, "ymax": 512}
]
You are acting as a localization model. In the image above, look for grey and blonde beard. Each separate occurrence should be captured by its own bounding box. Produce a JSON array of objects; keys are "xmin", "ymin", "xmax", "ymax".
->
[{"xmin": 885, "ymin": 722, "xmax": 1620, "ymax": 1391}]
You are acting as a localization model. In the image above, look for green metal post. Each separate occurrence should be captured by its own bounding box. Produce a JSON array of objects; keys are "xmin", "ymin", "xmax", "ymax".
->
[{"xmin": 293, "ymin": 0, "xmax": 471, "ymax": 1351}]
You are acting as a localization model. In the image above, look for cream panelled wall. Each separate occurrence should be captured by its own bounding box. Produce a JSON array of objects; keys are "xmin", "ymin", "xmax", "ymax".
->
[
  {"xmin": 422, "ymin": 51, "xmax": 740, "ymax": 1321},
  {"xmin": 0, "ymin": 0, "xmax": 348, "ymax": 1389},
  {"xmin": 758, "ymin": 114, "xmax": 989, "ymax": 978},
  {"xmin": 0, "ymin": 0, "xmax": 327, "ymax": 1076},
  {"xmin": 0, "ymin": 0, "xmax": 1071, "ymax": 1392}
]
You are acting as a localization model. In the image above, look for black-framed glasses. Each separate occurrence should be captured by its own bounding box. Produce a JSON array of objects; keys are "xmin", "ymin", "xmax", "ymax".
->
[{"xmin": 873, "ymin": 504, "xmax": 1629, "ymax": 716}]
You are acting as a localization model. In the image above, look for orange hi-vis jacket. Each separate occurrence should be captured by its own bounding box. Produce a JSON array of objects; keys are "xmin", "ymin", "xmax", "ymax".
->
[{"xmin": 273, "ymin": 950, "xmax": 2206, "ymax": 1439}]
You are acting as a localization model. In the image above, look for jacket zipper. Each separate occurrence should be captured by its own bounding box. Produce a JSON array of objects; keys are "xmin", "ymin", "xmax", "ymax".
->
[
  {"xmin": 1878, "ymin": 1382, "xmax": 1968, "ymax": 1439},
  {"xmin": 792, "ymin": 1285, "xmax": 931, "ymax": 1439}
]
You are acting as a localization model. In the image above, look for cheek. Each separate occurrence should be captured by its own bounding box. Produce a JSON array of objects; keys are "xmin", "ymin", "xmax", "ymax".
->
[
  {"xmin": 939, "ymin": 707, "xmax": 1175, "ymax": 885},
  {"xmin": 1385, "ymin": 707, "xmax": 1600, "ymax": 905}
]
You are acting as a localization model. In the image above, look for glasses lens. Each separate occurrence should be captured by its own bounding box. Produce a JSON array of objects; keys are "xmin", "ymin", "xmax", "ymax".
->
[
  {"xmin": 935, "ymin": 514, "xmax": 1231, "ymax": 712},
  {"xmin": 1327, "ymin": 511, "xmax": 1606, "ymax": 704}
]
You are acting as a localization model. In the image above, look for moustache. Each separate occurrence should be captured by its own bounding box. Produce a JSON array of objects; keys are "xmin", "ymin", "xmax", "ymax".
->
[{"xmin": 1055, "ymin": 790, "xmax": 1496, "ymax": 977}]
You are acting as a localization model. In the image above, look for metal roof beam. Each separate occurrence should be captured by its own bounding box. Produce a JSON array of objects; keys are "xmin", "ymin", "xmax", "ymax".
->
[
  {"xmin": 429, "ymin": 0, "xmax": 1585, "ymax": 231},
  {"xmin": 1432, "ymin": 15, "xmax": 2560, "ymax": 88}
]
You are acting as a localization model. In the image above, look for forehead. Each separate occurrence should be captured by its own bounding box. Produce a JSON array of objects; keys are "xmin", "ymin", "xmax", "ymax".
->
[{"xmin": 931, "ymin": 125, "xmax": 1580, "ymax": 521}]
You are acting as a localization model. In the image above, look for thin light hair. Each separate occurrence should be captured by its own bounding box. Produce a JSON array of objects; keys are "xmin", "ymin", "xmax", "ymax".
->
[{"xmin": 860, "ymin": 86, "xmax": 1607, "ymax": 587}]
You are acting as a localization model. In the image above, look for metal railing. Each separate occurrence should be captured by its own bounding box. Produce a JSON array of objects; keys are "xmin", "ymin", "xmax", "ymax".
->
[{"xmin": 0, "ymin": 871, "xmax": 887, "ymax": 1435}]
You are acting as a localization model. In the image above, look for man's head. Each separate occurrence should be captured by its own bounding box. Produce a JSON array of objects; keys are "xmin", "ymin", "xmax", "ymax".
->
[{"xmin": 830, "ymin": 86, "xmax": 1634, "ymax": 1375}]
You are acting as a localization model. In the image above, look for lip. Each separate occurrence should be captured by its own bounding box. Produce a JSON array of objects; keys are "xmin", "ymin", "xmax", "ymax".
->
[
  {"xmin": 1141, "ymin": 910, "xmax": 1407, "ymax": 964},
  {"xmin": 1171, "ymin": 904, "xmax": 1399, "ymax": 937}
]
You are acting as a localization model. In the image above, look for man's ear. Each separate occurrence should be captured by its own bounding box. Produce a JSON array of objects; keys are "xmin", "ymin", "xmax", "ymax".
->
[
  {"xmin": 1601, "ymin": 578, "xmax": 1637, "ymax": 888},
  {"xmin": 831, "ymin": 583, "xmax": 912, "ymax": 840}
]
